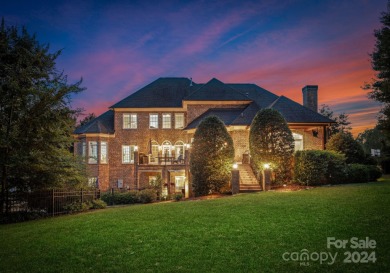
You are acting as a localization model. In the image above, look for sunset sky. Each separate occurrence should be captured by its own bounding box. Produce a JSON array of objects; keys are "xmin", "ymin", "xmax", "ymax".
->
[{"xmin": 2, "ymin": 0, "xmax": 387, "ymax": 135}]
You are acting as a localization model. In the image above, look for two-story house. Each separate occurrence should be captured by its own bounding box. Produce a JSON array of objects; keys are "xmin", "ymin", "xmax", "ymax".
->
[{"xmin": 73, "ymin": 77, "xmax": 333, "ymax": 197}]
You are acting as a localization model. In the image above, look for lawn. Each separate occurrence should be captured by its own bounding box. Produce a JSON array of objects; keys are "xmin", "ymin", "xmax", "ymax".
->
[{"xmin": 1, "ymin": 179, "xmax": 389, "ymax": 273}]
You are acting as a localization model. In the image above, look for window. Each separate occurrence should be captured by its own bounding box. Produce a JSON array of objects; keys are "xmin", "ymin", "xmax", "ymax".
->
[
  {"xmin": 174, "ymin": 141, "xmax": 185, "ymax": 160},
  {"xmin": 89, "ymin": 141, "xmax": 98, "ymax": 164},
  {"xmin": 122, "ymin": 145, "xmax": 135, "ymax": 163},
  {"xmin": 123, "ymin": 114, "xmax": 137, "ymax": 129},
  {"xmin": 175, "ymin": 113, "xmax": 184, "ymax": 129},
  {"xmin": 293, "ymin": 133, "xmax": 303, "ymax": 152},
  {"xmin": 162, "ymin": 113, "xmax": 171, "ymax": 129},
  {"xmin": 82, "ymin": 141, "xmax": 86, "ymax": 157},
  {"xmin": 149, "ymin": 114, "xmax": 158, "ymax": 129},
  {"xmin": 162, "ymin": 140, "xmax": 172, "ymax": 156},
  {"xmin": 88, "ymin": 177, "xmax": 98, "ymax": 188},
  {"xmin": 175, "ymin": 176, "xmax": 185, "ymax": 192},
  {"xmin": 101, "ymin": 142, "xmax": 108, "ymax": 163}
]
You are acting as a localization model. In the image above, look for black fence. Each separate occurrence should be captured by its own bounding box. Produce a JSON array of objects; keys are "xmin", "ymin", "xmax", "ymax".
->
[{"xmin": 1, "ymin": 189, "xmax": 100, "ymax": 217}]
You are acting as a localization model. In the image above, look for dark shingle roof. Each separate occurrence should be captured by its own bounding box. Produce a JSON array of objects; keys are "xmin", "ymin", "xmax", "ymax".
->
[
  {"xmin": 74, "ymin": 110, "xmax": 114, "ymax": 134},
  {"xmin": 228, "ymin": 83, "xmax": 279, "ymax": 108},
  {"xmin": 111, "ymin": 77, "xmax": 198, "ymax": 108},
  {"xmin": 184, "ymin": 78, "xmax": 251, "ymax": 101},
  {"xmin": 185, "ymin": 108, "xmax": 246, "ymax": 129},
  {"xmin": 268, "ymin": 96, "xmax": 334, "ymax": 123}
]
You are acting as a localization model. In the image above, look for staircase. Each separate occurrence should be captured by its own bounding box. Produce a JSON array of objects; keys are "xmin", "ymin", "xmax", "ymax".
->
[{"xmin": 238, "ymin": 164, "xmax": 261, "ymax": 192}]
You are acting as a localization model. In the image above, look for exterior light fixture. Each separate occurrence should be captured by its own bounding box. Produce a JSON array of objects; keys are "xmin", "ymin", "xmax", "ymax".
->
[
  {"xmin": 185, "ymin": 144, "xmax": 191, "ymax": 149},
  {"xmin": 233, "ymin": 163, "xmax": 238, "ymax": 169},
  {"xmin": 263, "ymin": 163, "xmax": 270, "ymax": 169},
  {"xmin": 134, "ymin": 146, "xmax": 139, "ymax": 151}
]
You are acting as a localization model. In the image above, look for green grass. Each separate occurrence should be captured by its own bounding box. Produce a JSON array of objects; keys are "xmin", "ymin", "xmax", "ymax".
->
[{"xmin": 1, "ymin": 179, "xmax": 390, "ymax": 273}]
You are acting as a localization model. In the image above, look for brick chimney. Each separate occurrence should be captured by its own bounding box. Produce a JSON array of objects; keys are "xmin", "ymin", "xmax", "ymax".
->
[{"xmin": 302, "ymin": 85, "xmax": 318, "ymax": 112}]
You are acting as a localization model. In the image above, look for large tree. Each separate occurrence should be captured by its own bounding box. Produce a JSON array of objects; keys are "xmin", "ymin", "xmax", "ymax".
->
[
  {"xmin": 365, "ymin": 2, "xmax": 390, "ymax": 136},
  {"xmin": 326, "ymin": 132, "xmax": 366, "ymax": 164},
  {"xmin": 0, "ymin": 20, "xmax": 87, "ymax": 213},
  {"xmin": 190, "ymin": 116, "xmax": 234, "ymax": 196},
  {"xmin": 319, "ymin": 104, "xmax": 351, "ymax": 136},
  {"xmin": 249, "ymin": 108, "xmax": 294, "ymax": 184},
  {"xmin": 357, "ymin": 126, "xmax": 389, "ymax": 155}
]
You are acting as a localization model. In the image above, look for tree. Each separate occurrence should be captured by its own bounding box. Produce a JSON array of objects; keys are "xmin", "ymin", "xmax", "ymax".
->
[
  {"xmin": 365, "ymin": 2, "xmax": 390, "ymax": 136},
  {"xmin": 356, "ymin": 126, "xmax": 389, "ymax": 155},
  {"xmin": 0, "ymin": 20, "xmax": 87, "ymax": 213},
  {"xmin": 249, "ymin": 109, "xmax": 294, "ymax": 184},
  {"xmin": 326, "ymin": 132, "xmax": 366, "ymax": 164},
  {"xmin": 190, "ymin": 116, "xmax": 234, "ymax": 196},
  {"xmin": 78, "ymin": 113, "xmax": 96, "ymax": 127},
  {"xmin": 319, "ymin": 104, "xmax": 352, "ymax": 136}
]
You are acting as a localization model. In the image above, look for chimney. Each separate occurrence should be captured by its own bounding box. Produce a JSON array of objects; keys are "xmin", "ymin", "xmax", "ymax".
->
[{"xmin": 302, "ymin": 85, "xmax": 318, "ymax": 112}]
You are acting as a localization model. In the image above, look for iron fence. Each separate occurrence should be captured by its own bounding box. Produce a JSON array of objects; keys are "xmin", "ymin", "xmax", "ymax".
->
[{"xmin": 1, "ymin": 189, "xmax": 100, "ymax": 217}]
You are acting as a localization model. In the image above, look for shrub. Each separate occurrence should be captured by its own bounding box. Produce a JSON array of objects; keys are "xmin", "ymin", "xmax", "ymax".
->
[
  {"xmin": 101, "ymin": 191, "xmax": 139, "ymax": 205},
  {"xmin": 174, "ymin": 193, "xmax": 183, "ymax": 201},
  {"xmin": 366, "ymin": 165, "xmax": 382, "ymax": 181},
  {"xmin": 346, "ymin": 164, "xmax": 370, "ymax": 183},
  {"xmin": 190, "ymin": 116, "xmax": 234, "ymax": 196},
  {"xmin": 250, "ymin": 109, "xmax": 294, "ymax": 184},
  {"xmin": 327, "ymin": 132, "xmax": 366, "ymax": 164},
  {"xmin": 138, "ymin": 189, "xmax": 157, "ymax": 203},
  {"xmin": 91, "ymin": 199, "xmax": 107, "ymax": 209},
  {"xmin": 63, "ymin": 201, "xmax": 91, "ymax": 213},
  {"xmin": 294, "ymin": 150, "xmax": 346, "ymax": 185}
]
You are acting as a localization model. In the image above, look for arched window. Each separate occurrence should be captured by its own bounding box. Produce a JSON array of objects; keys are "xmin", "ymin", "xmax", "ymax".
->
[
  {"xmin": 174, "ymin": 141, "xmax": 185, "ymax": 159},
  {"xmin": 293, "ymin": 133, "xmax": 303, "ymax": 151},
  {"xmin": 162, "ymin": 140, "xmax": 172, "ymax": 156}
]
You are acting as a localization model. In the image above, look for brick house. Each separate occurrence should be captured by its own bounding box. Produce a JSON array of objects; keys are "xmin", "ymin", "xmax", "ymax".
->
[{"xmin": 73, "ymin": 77, "xmax": 333, "ymax": 196}]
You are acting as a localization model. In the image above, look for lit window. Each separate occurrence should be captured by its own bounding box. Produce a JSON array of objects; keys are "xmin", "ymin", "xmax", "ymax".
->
[
  {"xmin": 175, "ymin": 113, "xmax": 184, "ymax": 129},
  {"xmin": 149, "ymin": 114, "xmax": 158, "ymax": 129},
  {"xmin": 162, "ymin": 113, "xmax": 171, "ymax": 129},
  {"xmin": 123, "ymin": 114, "xmax": 137, "ymax": 129},
  {"xmin": 101, "ymin": 142, "xmax": 108, "ymax": 163},
  {"xmin": 89, "ymin": 141, "xmax": 98, "ymax": 164},
  {"xmin": 88, "ymin": 177, "xmax": 98, "ymax": 188},
  {"xmin": 174, "ymin": 141, "xmax": 185, "ymax": 160},
  {"xmin": 122, "ymin": 145, "xmax": 135, "ymax": 163},
  {"xmin": 175, "ymin": 176, "xmax": 185, "ymax": 192},
  {"xmin": 162, "ymin": 140, "xmax": 172, "ymax": 156},
  {"xmin": 293, "ymin": 133, "xmax": 303, "ymax": 151}
]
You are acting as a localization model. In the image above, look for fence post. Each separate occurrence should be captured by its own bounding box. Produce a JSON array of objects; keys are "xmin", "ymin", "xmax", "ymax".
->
[{"xmin": 52, "ymin": 189, "xmax": 55, "ymax": 217}]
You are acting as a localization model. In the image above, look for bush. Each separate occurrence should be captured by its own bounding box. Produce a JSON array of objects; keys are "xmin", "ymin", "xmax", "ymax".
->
[
  {"xmin": 174, "ymin": 193, "xmax": 183, "ymax": 201},
  {"xmin": 346, "ymin": 164, "xmax": 370, "ymax": 183},
  {"xmin": 294, "ymin": 150, "xmax": 346, "ymax": 185},
  {"xmin": 327, "ymin": 132, "xmax": 366, "ymax": 164},
  {"xmin": 63, "ymin": 201, "xmax": 91, "ymax": 213},
  {"xmin": 366, "ymin": 165, "xmax": 382, "ymax": 181},
  {"xmin": 101, "ymin": 191, "xmax": 139, "ymax": 205},
  {"xmin": 91, "ymin": 199, "xmax": 107, "ymax": 209},
  {"xmin": 138, "ymin": 189, "xmax": 157, "ymax": 203}
]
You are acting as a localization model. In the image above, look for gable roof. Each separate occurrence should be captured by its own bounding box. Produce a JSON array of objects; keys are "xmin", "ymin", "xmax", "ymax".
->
[
  {"xmin": 184, "ymin": 78, "xmax": 251, "ymax": 101},
  {"xmin": 228, "ymin": 83, "xmax": 279, "ymax": 108},
  {"xmin": 185, "ymin": 108, "xmax": 247, "ymax": 130},
  {"xmin": 268, "ymin": 96, "xmax": 333, "ymax": 123},
  {"xmin": 111, "ymin": 77, "xmax": 198, "ymax": 108},
  {"xmin": 74, "ymin": 110, "xmax": 114, "ymax": 134}
]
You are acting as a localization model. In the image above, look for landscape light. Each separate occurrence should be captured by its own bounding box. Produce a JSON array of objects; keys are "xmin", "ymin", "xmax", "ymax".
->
[
  {"xmin": 233, "ymin": 163, "xmax": 238, "ymax": 169},
  {"xmin": 263, "ymin": 163, "xmax": 270, "ymax": 169}
]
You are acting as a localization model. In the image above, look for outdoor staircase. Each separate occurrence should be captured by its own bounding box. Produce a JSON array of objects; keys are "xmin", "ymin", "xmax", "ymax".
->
[{"xmin": 238, "ymin": 164, "xmax": 262, "ymax": 192}]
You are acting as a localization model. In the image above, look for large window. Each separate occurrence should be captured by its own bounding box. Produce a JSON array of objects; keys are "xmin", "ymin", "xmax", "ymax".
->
[
  {"xmin": 88, "ymin": 141, "xmax": 98, "ymax": 164},
  {"xmin": 101, "ymin": 142, "xmax": 108, "ymax": 163},
  {"xmin": 175, "ymin": 113, "xmax": 184, "ymax": 129},
  {"xmin": 162, "ymin": 140, "xmax": 172, "ymax": 157},
  {"xmin": 175, "ymin": 176, "xmax": 185, "ymax": 192},
  {"xmin": 122, "ymin": 145, "xmax": 135, "ymax": 163},
  {"xmin": 162, "ymin": 113, "xmax": 171, "ymax": 129},
  {"xmin": 123, "ymin": 114, "xmax": 137, "ymax": 129},
  {"xmin": 293, "ymin": 133, "xmax": 303, "ymax": 152},
  {"xmin": 149, "ymin": 114, "xmax": 158, "ymax": 129},
  {"xmin": 174, "ymin": 141, "xmax": 185, "ymax": 160}
]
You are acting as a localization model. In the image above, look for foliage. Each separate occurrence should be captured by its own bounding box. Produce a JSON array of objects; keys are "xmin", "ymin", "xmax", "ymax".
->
[
  {"xmin": 326, "ymin": 132, "xmax": 366, "ymax": 164},
  {"xmin": 101, "ymin": 191, "xmax": 139, "ymax": 205},
  {"xmin": 319, "ymin": 104, "xmax": 352, "ymax": 136},
  {"xmin": 0, "ymin": 20, "xmax": 87, "ymax": 213},
  {"xmin": 91, "ymin": 199, "xmax": 107, "ymax": 209},
  {"xmin": 249, "ymin": 109, "xmax": 294, "ymax": 184},
  {"xmin": 366, "ymin": 165, "xmax": 383, "ymax": 181},
  {"xmin": 138, "ymin": 189, "xmax": 157, "ymax": 203},
  {"xmin": 77, "ymin": 113, "xmax": 96, "ymax": 127},
  {"xmin": 345, "ymin": 164, "xmax": 370, "ymax": 184},
  {"xmin": 149, "ymin": 174, "xmax": 163, "ymax": 199},
  {"xmin": 190, "ymin": 116, "xmax": 234, "ymax": 196},
  {"xmin": 357, "ymin": 126, "xmax": 389, "ymax": 155},
  {"xmin": 364, "ymin": 3, "xmax": 390, "ymax": 137},
  {"xmin": 174, "ymin": 193, "xmax": 183, "ymax": 201},
  {"xmin": 294, "ymin": 150, "xmax": 346, "ymax": 186},
  {"xmin": 63, "ymin": 201, "xmax": 91, "ymax": 213}
]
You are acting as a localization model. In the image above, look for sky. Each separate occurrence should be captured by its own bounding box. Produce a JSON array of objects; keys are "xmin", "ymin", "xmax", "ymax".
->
[{"xmin": 2, "ymin": 0, "xmax": 388, "ymax": 136}]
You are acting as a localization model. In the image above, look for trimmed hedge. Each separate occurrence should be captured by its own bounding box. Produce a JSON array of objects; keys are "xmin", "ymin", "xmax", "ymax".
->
[
  {"xmin": 101, "ymin": 189, "xmax": 156, "ymax": 205},
  {"xmin": 346, "ymin": 164, "xmax": 382, "ymax": 183},
  {"xmin": 294, "ymin": 150, "xmax": 346, "ymax": 186}
]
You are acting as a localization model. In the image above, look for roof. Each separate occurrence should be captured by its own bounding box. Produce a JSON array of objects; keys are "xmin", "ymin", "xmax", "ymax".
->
[
  {"xmin": 110, "ymin": 77, "xmax": 198, "ymax": 108},
  {"xmin": 184, "ymin": 78, "xmax": 251, "ymax": 101},
  {"xmin": 227, "ymin": 83, "xmax": 279, "ymax": 108},
  {"xmin": 74, "ymin": 110, "xmax": 114, "ymax": 134},
  {"xmin": 269, "ymin": 96, "xmax": 333, "ymax": 123},
  {"xmin": 185, "ymin": 108, "xmax": 247, "ymax": 130}
]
